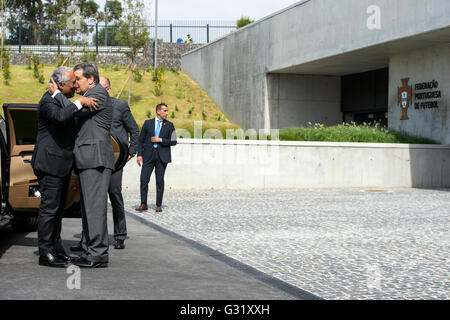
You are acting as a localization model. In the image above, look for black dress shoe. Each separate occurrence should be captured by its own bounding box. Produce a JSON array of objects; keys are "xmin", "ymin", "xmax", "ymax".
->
[
  {"xmin": 74, "ymin": 258, "xmax": 108, "ymax": 268},
  {"xmin": 57, "ymin": 253, "xmax": 82, "ymax": 263},
  {"xmin": 114, "ymin": 239, "xmax": 125, "ymax": 250},
  {"xmin": 70, "ymin": 243, "xmax": 84, "ymax": 252},
  {"xmin": 39, "ymin": 253, "xmax": 67, "ymax": 268}
]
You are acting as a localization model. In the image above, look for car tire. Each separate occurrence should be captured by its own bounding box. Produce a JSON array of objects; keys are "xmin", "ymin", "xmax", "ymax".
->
[{"xmin": 11, "ymin": 216, "xmax": 38, "ymax": 232}]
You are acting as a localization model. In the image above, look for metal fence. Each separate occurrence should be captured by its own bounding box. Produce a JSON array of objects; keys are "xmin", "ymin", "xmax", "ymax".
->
[{"xmin": 4, "ymin": 20, "xmax": 237, "ymax": 54}]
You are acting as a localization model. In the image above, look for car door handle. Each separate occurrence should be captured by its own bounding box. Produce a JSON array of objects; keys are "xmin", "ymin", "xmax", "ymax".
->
[{"xmin": 23, "ymin": 159, "xmax": 32, "ymax": 164}]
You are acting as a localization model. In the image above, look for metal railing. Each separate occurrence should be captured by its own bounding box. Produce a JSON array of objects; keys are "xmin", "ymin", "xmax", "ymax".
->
[{"xmin": 4, "ymin": 20, "xmax": 237, "ymax": 54}]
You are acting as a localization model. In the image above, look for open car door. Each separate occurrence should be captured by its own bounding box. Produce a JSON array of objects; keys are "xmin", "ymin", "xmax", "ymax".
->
[{"xmin": 2, "ymin": 103, "xmax": 129, "ymax": 224}]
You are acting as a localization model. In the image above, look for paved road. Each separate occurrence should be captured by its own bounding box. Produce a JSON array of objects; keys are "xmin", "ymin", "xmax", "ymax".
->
[
  {"xmin": 0, "ymin": 208, "xmax": 302, "ymax": 300},
  {"xmin": 125, "ymin": 188, "xmax": 450, "ymax": 300}
]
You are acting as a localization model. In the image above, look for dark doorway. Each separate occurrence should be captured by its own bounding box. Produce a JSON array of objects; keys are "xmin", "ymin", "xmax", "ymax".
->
[{"xmin": 341, "ymin": 68, "xmax": 389, "ymax": 126}]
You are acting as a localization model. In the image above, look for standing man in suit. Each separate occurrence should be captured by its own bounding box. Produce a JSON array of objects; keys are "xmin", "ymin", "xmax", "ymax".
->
[
  {"xmin": 70, "ymin": 63, "xmax": 115, "ymax": 268},
  {"xmin": 99, "ymin": 76, "xmax": 139, "ymax": 249},
  {"xmin": 136, "ymin": 103, "xmax": 177, "ymax": 213},
  {"xmin": 32, "ymin": 66, "xmax": 98, "ymax": 267}
]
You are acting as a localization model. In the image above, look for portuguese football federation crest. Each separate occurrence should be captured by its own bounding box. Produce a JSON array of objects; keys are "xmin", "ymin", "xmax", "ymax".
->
[{"xmin": 398, "ymin": 78, "xmax": 412, "ymax": 120}]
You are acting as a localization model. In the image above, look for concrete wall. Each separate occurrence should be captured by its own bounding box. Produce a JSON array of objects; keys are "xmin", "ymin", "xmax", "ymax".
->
[
  {"xmin": 182, "ymin": 0, "xmax": 450, "ymax": 131},
  {"xmin": 122, "ymin": 139, "xmax": 450, "ymax": 193},
  {"xmin": 389, "ymin": 44, "xmax": 450, "ymax": 145},
  {"xmin": 268, "ymin": 74, "xmax": 342, "ymax": 128}
]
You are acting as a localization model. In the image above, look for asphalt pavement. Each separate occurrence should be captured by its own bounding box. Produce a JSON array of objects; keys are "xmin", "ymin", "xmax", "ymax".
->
[{"xmin": 0, "ymin": 208, "xmax": 308, "ymax": 300}]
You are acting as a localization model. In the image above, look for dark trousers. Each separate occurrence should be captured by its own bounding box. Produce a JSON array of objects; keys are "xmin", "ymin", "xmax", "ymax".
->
[
  {"xmin": 79, "ymin": 167, "xmax": 111, "ymax": 263},
  {"xmin": 108, "ymin": 168, "xmax": 127, "ymax": 241},
  {"xmin": 35, "ymin": 170, "xmax": 70, "ymax": 257},
  {"xmin": 140, "ymin": 148, "xmax": 168, "ymax": 207}
]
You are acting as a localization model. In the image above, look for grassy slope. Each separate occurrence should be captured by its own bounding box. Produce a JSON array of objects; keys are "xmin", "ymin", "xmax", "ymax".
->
[
  {"xmin": 0, "ymin": 66, "xmax": 437, "ymax": 144},
  {"xmin": 0, "ymin": 65, "xmax": 240, "ymax": 136}
]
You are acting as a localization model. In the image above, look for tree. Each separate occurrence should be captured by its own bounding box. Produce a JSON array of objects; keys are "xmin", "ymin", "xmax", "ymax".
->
[
  {"xmin": 92, "ymin": 1, "xmax": 124, "ymax": 47},
  {"xmin": 237, "ymin": 16, "xmax": 254, "ymax": 29},
  {"xmin": 0, "ymin": 0, "xmax": 12, "ymax": 72},
  {"xmin": 6, "ymin": 0, "xmax": 99, "ymax": 45},
  {"xmin": 92, "ymin": 26, "xmax": 125, "ymax": 46},
  {"xmin": 115, "ymin": 0, "xmax": 150, "ymax": 105}
]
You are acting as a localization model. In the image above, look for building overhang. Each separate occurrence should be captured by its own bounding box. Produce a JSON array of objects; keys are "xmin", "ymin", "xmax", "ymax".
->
[{"xmin": 269, "ymin": 27, "xmax": 450, "ymax": 76}]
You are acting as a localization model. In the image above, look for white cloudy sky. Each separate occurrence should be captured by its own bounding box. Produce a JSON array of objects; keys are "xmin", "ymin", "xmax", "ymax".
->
[{"xmin": 95, "ymin": 0, "xmax": 300, "ymax": 21}]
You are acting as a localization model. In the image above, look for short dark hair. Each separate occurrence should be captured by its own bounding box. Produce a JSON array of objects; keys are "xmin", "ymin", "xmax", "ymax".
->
[
  {"xmin": 73, "ymin": 62, "xmax": 100, "ymax": 85},
  {"xmin": 156, "ymin": 103, "xmax": 167, "ymax": 112}
]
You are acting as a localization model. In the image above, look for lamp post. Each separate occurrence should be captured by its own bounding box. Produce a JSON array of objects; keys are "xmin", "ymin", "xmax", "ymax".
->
[
  {"xmin": 154, "ymin": 0, "xmax": 158, "ymax": 69},
  {"xmin": 104, "ymin": 0, "xmax": 108, "ymax": 47}
]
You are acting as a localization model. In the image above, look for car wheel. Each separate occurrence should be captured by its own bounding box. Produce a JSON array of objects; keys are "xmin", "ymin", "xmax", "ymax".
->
[{"xmin": 11, "ymin": 216, "xmax": 38, "ymax": 232}]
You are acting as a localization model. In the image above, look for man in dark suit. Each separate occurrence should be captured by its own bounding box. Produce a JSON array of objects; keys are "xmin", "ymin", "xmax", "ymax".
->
[
  {"xmin": 69, "ymin": 63, "xmax": 115, "ymax": 268},
  {"xmin": 136, "ymin": 103, "xmax": 177, "ymax": 213},
  {"xmin": 100, "ymin": 76, "xmax": 139, "ymax": 249},
  {"xmin": 32, "ymin": 66, "xmax": 98, "ymax": 267}
]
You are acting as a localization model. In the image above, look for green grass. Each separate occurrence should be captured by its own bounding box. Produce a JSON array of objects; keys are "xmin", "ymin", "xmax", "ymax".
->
[
  {"xmin": 0, "ymin": 65, "xmax": 438, "ymax": 144},
  {"xmin": 280, "ymin": 123, "xmax": 438, "ymax": 144},
  {"xmin": 0, "ymin": 65, "xmax": 240, "ymax": 134}
]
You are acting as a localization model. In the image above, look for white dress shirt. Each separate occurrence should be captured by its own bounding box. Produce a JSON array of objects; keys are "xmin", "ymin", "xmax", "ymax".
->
[{"xmin": 52, "ymin": 89, "xmax": 83, "ymax": 110}]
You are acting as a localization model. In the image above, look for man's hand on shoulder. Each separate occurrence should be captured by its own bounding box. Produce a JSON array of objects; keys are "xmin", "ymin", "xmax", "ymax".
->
[{"xmin": 78, "ymin": 97, "xmax": 99, "ymax": 111}]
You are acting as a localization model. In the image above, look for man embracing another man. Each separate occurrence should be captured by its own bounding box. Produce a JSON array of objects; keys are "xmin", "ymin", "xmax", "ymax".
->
[
  {"xmin": 46, "ymin": 63, "xmax": 115, "ymax": 268},
  {"xmin": 32, "ymin": 66, "xmax": 99, "ymax": 267}
]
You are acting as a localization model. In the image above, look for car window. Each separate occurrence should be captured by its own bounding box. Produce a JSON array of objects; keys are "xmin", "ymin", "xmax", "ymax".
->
[{"xmin": 10, "ymin": 110, "xmax": 38, "ymax": 145}]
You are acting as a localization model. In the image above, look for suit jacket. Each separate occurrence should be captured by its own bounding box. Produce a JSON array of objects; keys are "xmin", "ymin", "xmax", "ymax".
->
[
  {"xmin": 31, "ymin": 92, "xmax": 79, "ymax": 177},
  {"xmin": 56, "ymin": 84, "xmax": 115, "ymax": 170},
  {"xmin": 110, "ymin": 97, "xmax": 139, "ymax": 156},
  {"xmin": 137, "ymin": 118, "xmax": 177, "ymax": 164}
]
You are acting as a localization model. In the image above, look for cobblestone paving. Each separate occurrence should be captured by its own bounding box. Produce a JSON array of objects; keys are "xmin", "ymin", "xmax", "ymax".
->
[{"xmin": 123, "ymin": 188, "xmax": 450, "ymax": 300}]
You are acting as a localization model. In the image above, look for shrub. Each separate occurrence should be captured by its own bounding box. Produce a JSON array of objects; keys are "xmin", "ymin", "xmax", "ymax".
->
[
  {"xmin": 152, "ymin": 65, "xmax": 165, "ymax": 96},
  {"xmin": 133, "ymin": 67, "xmax": 143, "ymax": 82},
  {"xmin": 81, "ymin": 47, "xmax": 97, "ymax": 63},
  {"xmin": 279, "ymin": 122, "xmax": 438, "ymax": 144},
  {"xmin": 32, "ymin": 56, "xmax": 45, "ymax": 84},
  {"xmin": 2, "ymin": 50, "xmax": 11, "ymax": 85},
  {"xmin": 25, "ymin": 50, "xmax": 32, "ymax": 70},
  {"xmin": 55, "ymin": 54, "xmax": 65, "ymax": 67},
  {"xmin": 187, "ymin": 107, "xmax": 195, "ymax": 118},
  {"xmin": 237, "ymin": 16, "xmax": 254, "ymax": 28}
]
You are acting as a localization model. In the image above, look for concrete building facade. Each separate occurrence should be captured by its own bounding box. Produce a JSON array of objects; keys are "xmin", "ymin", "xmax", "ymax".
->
[{"xmin": 182, "ymin": 0, "xmax": 450, "ymax": 144}]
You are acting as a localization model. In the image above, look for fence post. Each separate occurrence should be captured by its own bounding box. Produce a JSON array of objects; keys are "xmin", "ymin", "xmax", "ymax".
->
[
  {"xmin": 207, "ymin": 24, "xmax": 210, "ymax": 43},
  {"xmin": 170, "ymin": 24, "xmax": 172, "ymax": 43},
  {"xmin": 57, "ymin": 29, "xmax": 61, "ymax": 55},
  {"xmin": 18, "ymin": 20, "xmax": 22, "ymax": 53},
  {"xmin": 95, "ymin": 22, "xmax": 99, "ymax": 54}
]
